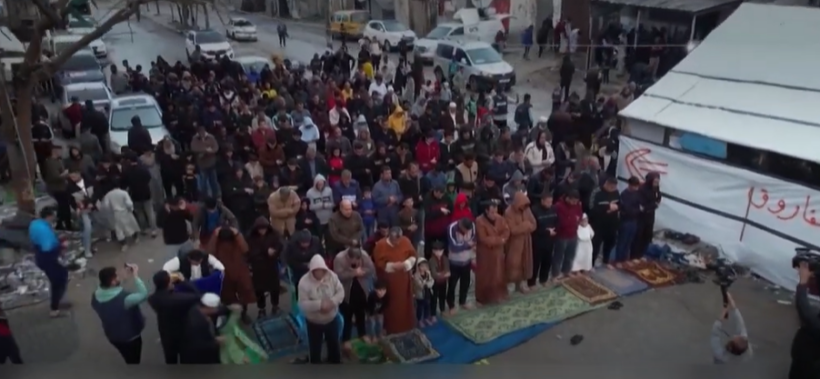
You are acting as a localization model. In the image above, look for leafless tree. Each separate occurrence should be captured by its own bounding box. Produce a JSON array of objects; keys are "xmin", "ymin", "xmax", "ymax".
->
[{"xmin": 0, "ymin": 0, "xmax": 200, "ymax": 214}]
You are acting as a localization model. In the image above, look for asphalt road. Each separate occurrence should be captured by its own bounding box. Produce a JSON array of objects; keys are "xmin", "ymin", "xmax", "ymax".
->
[{"xmin": 4, "ymin": 5, "xmax": 803, "ymax": 374}]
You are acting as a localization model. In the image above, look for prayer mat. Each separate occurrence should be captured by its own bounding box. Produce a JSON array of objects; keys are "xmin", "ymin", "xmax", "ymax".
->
[
  {"xmin": 380, "ymin": 329, "xmax": 440, "ymax": 364},
  {"xmin": 621, "ymin": 261, "xmax": 678, "ymax": 288},
  {"xmin": 445, "ymin": 286, "xmax": 594, "ymax": 344},
  {"xmin": 561, "ymin": 275, "xmax": 617, "ymax": 305},
  {"xmin": 590, "ymin": 268, "xmax": 650, "ymax": 297},
  {"xmin": 252, "ymin": 314, "xmax": 303, "ymax": 360},
  {"xmin": 350, "ymin": 339, "xmax": 387, "ymax": 364}
]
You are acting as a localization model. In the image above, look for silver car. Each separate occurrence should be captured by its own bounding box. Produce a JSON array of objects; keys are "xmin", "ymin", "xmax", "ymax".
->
[
  {"xmin": 432, "ymin": 40, "xmax": 516, "ymax": 92},
  {"xmin": 62, "ymin": 82, "xmax": 112, "ymax": 111},
  {"xmin": 107, "ymin": 95, "xmax": 170, "ymax": 154}
]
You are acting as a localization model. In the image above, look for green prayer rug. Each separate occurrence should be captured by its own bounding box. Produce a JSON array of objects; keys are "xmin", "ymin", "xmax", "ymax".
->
[{"xmin": 445, "ymin": 286, "xmax": 594, "ymax": 344}]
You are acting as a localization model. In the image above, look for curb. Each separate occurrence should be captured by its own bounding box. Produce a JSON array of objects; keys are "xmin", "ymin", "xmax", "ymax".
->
[{"xmin": 232, "ymin": 9, "xmax": 326, "ymax": 31}]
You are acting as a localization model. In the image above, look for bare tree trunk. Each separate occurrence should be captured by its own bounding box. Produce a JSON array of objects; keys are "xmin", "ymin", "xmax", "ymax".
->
[
  {"xmin": 203, "ymin": 4, "xmax": 210, "ymax": 29},
  {"xmin": 155, "ymin": 0, "xmax": 160, "ymax": 14},
  {"xmin": 0, "ymin": 80, "xmax": 37, "ymax": 215}
]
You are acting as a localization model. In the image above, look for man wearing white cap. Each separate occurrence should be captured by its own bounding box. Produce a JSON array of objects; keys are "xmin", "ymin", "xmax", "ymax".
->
[{"xmin": 179, "ymin": 293, "xmax": 226, "ymax": 364}]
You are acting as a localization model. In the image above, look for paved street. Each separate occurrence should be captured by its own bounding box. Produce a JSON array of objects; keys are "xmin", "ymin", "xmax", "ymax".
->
[{"xmin": 3, "ymin": 4, "xmax": 799, "ymax": 373}]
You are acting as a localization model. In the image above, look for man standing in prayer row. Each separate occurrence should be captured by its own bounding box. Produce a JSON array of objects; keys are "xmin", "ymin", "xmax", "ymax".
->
[{"xmin": 372, "ymin": 227, "xmax": 417, "ymax": 334}]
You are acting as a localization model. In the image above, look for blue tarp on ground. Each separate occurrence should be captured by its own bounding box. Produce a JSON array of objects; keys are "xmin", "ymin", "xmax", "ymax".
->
[{"xmin": 422, "ymin": 321, "xmax": 555, "ymax": 364}]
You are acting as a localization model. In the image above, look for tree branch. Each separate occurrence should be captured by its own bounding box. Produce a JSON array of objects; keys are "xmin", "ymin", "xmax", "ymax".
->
[{"xmin": 42, "ymin": 0, "xmax": 146, "ymax": 75}]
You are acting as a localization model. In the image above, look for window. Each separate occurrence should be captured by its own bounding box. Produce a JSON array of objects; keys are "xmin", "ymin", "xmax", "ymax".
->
[
  {"xmin": 232, "ymin": 19, "xmax": 253, "ymax": 27},
  {"xmin": 65, "ymin": 87, "xmax": 109, "ymax": 103},
  {"xmin": 451, "ymin": 27, "xmax": 464, "ymax": 36},
  {"xmin": 664, "ymin": 127, "xmax": 820, "ymax": 189},
  {"xmin": 194, "ymin": 31, "xmax": 226, "ymax": 44},
  {"xmin": 426, "ymin": 26, "xmax": 452, "ymax": 40},
  {"xmin": 369, "ymin": 22, "xmax": 383, "ymax": 31},
  {"xmin": 466, "ymin": 47, "xmax": 502, "ymax": 64},
  {"xmin": 63, "ymin": 54, "xmax": 99, "ymax": 71},
  {"xmin": 110, "ymin": 106, "xmax": 163, "ymax": 131},
  {"xmin": 382, "ymin": 20, "xmax": 407, "ymax": 32},
  {"xmin": 436, "ymin": 44, "xmax": 454, "ymax": 58},
  {"xmin": 453, "ymin": 49, "xmax": 469, "ymax": 64}
]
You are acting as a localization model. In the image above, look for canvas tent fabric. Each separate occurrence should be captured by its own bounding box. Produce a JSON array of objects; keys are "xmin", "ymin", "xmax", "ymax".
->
[
  {"xmin": 619, "ymin": 3, "xmax": 820, "ymax": 164},
  {"xmin": 593, "ymin": 0, "xmax": 740, "ymax": 14}
]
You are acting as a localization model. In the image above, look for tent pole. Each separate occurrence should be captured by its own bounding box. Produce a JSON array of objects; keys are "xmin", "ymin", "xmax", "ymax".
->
[
  {"xmin": 633, "ymin": 9, "xmax": 641, "ymax": 48},
  {"xmin": 689, "ymin": 14, "xmax": 698, "ymax": 41}
]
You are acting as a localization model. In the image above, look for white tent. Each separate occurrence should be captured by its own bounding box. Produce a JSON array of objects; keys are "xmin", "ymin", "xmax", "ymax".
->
[{"xmin": 620, "ymin": 3, "xmax": 820, "ymax": 164}]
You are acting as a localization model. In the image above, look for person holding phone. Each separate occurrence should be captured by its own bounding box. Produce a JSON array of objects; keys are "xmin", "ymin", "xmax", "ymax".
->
[
  {"xmin": 710, "ymin": 292, "xmax": 751, "ymax": 364},
  {"xmin": 91, "ymin": 264, "xmax": 148, "ymax": 364}
]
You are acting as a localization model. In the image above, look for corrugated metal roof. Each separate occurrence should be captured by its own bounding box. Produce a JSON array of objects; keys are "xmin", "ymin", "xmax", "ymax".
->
[
  {"xmin": 593, "ymin": 0, "xmax": 741, "ymax": 13},
  {"xmin": 620, "ymin": 3, "xmax": 820, "ymax": 163}
]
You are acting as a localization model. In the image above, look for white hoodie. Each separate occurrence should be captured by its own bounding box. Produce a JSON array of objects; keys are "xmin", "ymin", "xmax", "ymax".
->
[
  {"xmin": 298, "ymin": 255, "xmax": 345, "ymax": 324},
  {"xmin": 524, "ymin": 141, "xmax": 555, "ymax": 174}
]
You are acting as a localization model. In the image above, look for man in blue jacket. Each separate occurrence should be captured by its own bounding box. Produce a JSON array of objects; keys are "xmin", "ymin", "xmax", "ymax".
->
[{"xmin": 29, "ymin": 206, "xmax": 69, "ymax": 318}]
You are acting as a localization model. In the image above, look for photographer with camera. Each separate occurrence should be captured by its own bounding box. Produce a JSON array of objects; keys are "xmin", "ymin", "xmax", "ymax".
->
[
  {"xmin": 789, "ymin": 261, "xmax": 820, "ymax": 379},
  {"xmin": 711, "ymin": 292, "xmax": 752, "ymax": 364}
]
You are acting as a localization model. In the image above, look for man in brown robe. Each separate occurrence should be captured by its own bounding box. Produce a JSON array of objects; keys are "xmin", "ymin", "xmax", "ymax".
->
[
  {"xmin": 475, "ymin": 200, "xmax": 510, "ymax": 305},
  {"xmin": 372, "ymin": 227, "xmax": 416, "ymax": 334},
  {"xmin": 207, "ymin": 227, "xmax": 256, "ymax": 321},
  {"xmin": 504, "ymin": 192, "xmax": 537, "ymax": 293}
]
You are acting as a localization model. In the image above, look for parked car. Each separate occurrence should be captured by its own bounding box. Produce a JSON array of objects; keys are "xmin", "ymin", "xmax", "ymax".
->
[
  {"xmin": 107, "ymin": 95, "xmax": 169, "ymax": 154},
  {"xmin": 62, "ymin": 82, "xmax": 113, "ymax": 112},
  {"xmin": 362, "ymin": 19, "xmax": 416, "ymax": 52},
  {"xmin": 185, "ymin": 30, "xmax": 234, "ymax": 62},
  {"xmin": 226, "ymin": 17, "xmax": 258, "ymax": 41},
  {"xmin": 415, "ymin": 9, "xmax": 509, "ymax": 63},
  {"xmin": 432, "ymin": 40, "xmax": 515, "ymax": 92},
  {"xmin": 329, "ymin": 10, "xmax": 370, "ymax": 40},
  {"xmin": 56, "ymin": 51, "xmax": 105, "ymax": 87},
  {"xmin": 234, "ymin": 55, "xmax": 273, "ymax": 75}
]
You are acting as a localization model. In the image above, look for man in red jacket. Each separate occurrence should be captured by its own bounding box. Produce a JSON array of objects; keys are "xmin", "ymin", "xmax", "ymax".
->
[
  {"xmin": 551, "ymin": 189, "xmax": 583, "ymax": 281},
  {"xmin": 415, "ymin": 130, "xmax": 441, "ymax": 174}
]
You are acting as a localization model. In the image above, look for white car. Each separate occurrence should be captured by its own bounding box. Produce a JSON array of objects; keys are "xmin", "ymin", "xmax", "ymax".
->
[
  {"xmin": 432, "ymin": 40, "xmax": 515, "ymax": 92},
  {"xmin": 186, "ymin": 30, "xmax": 234, "ymax": 62},
  {"xmin": 414, "ymin": 23, "xmax": 465, "ymax": 62},
  {"xmin": 107, "ymin": 95, "xmax": 169, "ymax": 154},
  {"xmin": 62, "ymin": 82, "xmax": 113, "ymax": 112},
  {"xmin": 66, "ymin": 16, "xmax": 97, "ymax": 35},
  {"xmin": 48, "ymin": 33, "xmax": 107, "ymax": 59},
  {"xmin": 362, "ymin": 19, "xmax": 416, "ymax": 52},
  {"xmin": 226, "ymin": 17, "xmax": 258, "ymax": 41},
  {"xmin": 234, "ymin": 56, "xmax": 273, "ymax": 75}
]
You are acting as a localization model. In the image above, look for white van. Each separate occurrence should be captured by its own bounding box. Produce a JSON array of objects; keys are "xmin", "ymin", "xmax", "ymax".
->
[
  {"xmin": 414, "ymin": 8, "xmax": 510, "ymax": 62},
  {"xmin": 44, "ymin": 31, "xmax": 107, "ymax": 60}
]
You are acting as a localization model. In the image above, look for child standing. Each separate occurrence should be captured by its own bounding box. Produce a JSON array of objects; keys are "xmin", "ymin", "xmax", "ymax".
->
[
  {"xmin": 360, "ymin": 187, "xmax": 376, "ymax": 238},
  {"xmin": 412, "ymin": 258, "xmax": 435, "ymax": 326},
  {"xmin": 365, "ymin": 280, "xmax": 388, "ymax": 343},
  {"xmin": 427, "ymin": 241, "xmax": 449, "ymax": 318},
  {"xmin": 181, "ymin": 163, "xmax": 199, "ymax": 202},
  {"xmin": 571, "ymin": 213, "xmax": 595, "ymax": 273}
]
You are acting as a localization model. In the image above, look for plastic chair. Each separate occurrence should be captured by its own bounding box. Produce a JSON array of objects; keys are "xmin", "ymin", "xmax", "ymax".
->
[{"xmin": 280, "ymin": 264, "xmax": 344, "ymax": 342}]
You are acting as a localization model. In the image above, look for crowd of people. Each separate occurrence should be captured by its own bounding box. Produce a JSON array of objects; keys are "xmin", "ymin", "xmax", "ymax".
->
[{"xmin": 14, "ymin": 33, "xmax": 663, "ymax": 364}]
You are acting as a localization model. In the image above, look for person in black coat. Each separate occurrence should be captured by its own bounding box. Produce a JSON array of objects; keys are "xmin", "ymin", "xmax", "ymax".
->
[
  {"xmin": 223, "ymin": 166, "xmax": 255, "ymax": 232},
  {"xmin": 127, "ymin": 116, "xmax": 153, "ymax": 156},
  {"xmin": 246, "ymin": 217, "xmax": 284, "ymax": 317},
  {"xmin": 559, "ymin": 55, "xmax": 575, "ymax": 101},
  {"xmin": 179, "ymin": 293, "xmax": 225, "ymax": 364},
  {"xmin": 148, "ymin": 271, "xmax": 201, "ymax": 364},
  {"xmin": 81, "ymin": 100, "xmax": 110, "ymax": 154}
]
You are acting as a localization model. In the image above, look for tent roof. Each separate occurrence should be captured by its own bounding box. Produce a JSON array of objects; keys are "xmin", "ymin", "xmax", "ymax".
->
[
  {"xmin": 593, "ymin": 0, "xmax": 740, "ymax": 14},
  {"xmin": 620, "ymin": 3, "xmax": 820, "ymax": 163}
]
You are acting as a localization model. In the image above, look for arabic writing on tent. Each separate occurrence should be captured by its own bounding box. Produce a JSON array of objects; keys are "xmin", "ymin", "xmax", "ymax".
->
[{"xmin": 741, "ymin": 186, "xmax": 820, "ymax": 241}]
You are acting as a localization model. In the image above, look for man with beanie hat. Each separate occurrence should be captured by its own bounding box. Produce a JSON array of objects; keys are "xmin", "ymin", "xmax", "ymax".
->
[{"xmin": 284, "ymin": 230, "xmax": 324, "ymax": 287}]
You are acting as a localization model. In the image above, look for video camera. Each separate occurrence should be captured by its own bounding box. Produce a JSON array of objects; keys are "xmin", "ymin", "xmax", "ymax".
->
[
  {"xmin": 706, "ymin": 258, "xmax": 737, "ymax": 308},
  {"xmin": 792, "ymin": 247, "xmax": 820, "ymax": 273}
]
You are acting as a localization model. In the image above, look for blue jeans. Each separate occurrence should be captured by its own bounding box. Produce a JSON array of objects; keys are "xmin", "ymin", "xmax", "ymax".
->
[
  {"xmin": 615, "ymin": 220, "xmax": 638, "ymax": 263},
  {"xmin": 80, "ymin": 212, "xmax": 92, "ymax": 255},
  {"xmin": 197, "ymin": 168, "xmax": 220, "ymax": 198},
  {"xmin": 415, "ymin": 298, "xmax": 431, "ymax": 322},
  {"xmin": 35, "ymin": 252, "xmax": 68, "ymax": 311},
  {"xmin": 366, "ymin": 315, "xmax": 383, "ymax": 336},
  {"xmin": 551, "ymin": 238, "xmax": 578, "ymax": 278}
]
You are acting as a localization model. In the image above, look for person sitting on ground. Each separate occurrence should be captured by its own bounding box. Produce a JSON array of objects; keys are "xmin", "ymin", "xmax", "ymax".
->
[
  {"xmin": 711, "ymin": 292, "xmax": 752, "ymax": 364},
  {"xmin": 163, "ymin": 248, "xmax": 226, "ymax": 282}
]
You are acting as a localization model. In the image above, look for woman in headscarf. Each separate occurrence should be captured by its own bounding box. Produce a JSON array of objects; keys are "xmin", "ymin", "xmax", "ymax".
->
[
  {"xmin": 474, "ymin": 200, "xmax": 510, "ymax": 305},
  {"xmin": 503, "ymin": 192, "xmax": 536, "ymax": 293},
  {"xmin": 207, "ymin": 227, "xmax": 255, "ymax": 322}
]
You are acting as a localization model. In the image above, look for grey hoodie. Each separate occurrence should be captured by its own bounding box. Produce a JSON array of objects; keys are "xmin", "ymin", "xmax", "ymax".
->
[
  {"xmin": 502, "ymin": 170, "xmax": 526, "ymax": 205},
  {"xmin": 298, "ymin": 255, "xmax": 345, "ymax": 324},
  {"xmin": 306, "ymin": 174, "xmax": 334, "ymax": 224}
]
